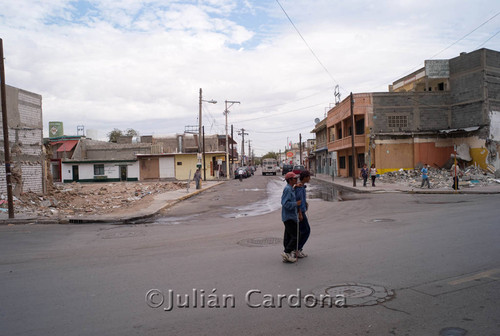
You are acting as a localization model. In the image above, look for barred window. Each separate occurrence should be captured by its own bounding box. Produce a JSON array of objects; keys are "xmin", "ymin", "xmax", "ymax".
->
[
  {"xmin": 388, "ymin": 115, "xmax": 408, "ymax": 128},
  {"xmin": 94, "ymin": 164, "xmax": 105, "ymax": 175}
]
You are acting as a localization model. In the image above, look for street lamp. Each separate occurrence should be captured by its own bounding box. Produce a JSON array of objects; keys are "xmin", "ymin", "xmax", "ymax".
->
[{"xmin": 224, "ymin": 100, "xmax": 240, "ymax": 180}]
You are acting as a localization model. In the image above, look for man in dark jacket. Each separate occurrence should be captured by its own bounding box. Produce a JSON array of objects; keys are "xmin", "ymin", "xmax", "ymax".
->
[{"xmin": 281, "ymin": 171, "xmax": 301, "ymax": 263}]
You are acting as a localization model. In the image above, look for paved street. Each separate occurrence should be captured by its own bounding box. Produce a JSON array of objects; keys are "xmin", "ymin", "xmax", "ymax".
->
[{"xmin": 1, "ymin": 173, "xmax": 499, "ymax": 335}]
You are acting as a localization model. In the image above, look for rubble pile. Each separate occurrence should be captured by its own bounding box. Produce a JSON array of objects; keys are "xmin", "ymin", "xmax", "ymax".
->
[
  {"xmin": 1, "ymin": 181, "xmax": 187, "ymax": 218},
  {"xmin": 378, "ymin": 166, "xmax": 500, "ymax": 189}
]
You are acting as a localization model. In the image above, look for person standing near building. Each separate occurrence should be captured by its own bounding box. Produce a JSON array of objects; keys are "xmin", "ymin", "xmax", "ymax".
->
[
  {"xmin": 281, "ymin": 172, "xmax": 301, "ymax": 263},
  {"xmin": 194, "ymin": 168, "xmax": 202, "ymax": 189},
  {"xmin": 370, "ymin": 164, "xmax": 377, "ymax": 187},
  {"xmin": 420, "ymin": 164, "xmax": 431, "ymax": 188},
  {"xmin": 361, "ymin": 164, "xmax": 369, "ymax": 187},
  {"xmin": 295, "ymin": 170, "xmax": 311, "ymax": 258},
  {"xmin": 451, "ymin": 162, "xmax": 462, "ymax": 190}
]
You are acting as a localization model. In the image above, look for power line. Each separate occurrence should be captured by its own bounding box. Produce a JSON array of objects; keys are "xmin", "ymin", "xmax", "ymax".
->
[
  {"xmin": 275, "ymin": 0, "xmax": 342, "ymax": 91},
  {"xmin": 475, "ymin": 28, "xmax": 500, "ymax": 49},
  {"xmin": 389, "ymin": 10, "xmax": 500, "ymax": 85}
]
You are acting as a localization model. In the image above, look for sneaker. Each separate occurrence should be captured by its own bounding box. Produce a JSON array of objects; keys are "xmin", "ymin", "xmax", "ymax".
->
[
  {"xmin": 293, "ymin": 250, "xmax": 308, "ymax": 258},
  {"xmin": 281, "ymin": 252, "xmax": 297, "ymax": 263},
  {"xmin": 297, "ymin": 250, "xmax": 308, "ymax": 258}
]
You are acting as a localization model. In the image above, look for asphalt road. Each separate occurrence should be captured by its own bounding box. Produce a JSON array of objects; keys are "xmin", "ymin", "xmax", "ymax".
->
[{"xmin": 1, "ymin": 171, "xmax": 499, "ymax": 336}]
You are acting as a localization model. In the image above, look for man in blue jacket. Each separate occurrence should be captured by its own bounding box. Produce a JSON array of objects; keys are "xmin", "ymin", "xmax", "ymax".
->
[
  {"xmin": 295, "ymin": 170, "xmax": 311, "ymax": 258},
  {"xmin": 281, "ymin": 171, "xmax": 301, "ymax": 263}
]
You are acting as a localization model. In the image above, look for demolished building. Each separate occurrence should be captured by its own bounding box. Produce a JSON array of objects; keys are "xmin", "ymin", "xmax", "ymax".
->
[{"xmin": 326, "ymin": 48, "xmax": 500, "ymax": 178}]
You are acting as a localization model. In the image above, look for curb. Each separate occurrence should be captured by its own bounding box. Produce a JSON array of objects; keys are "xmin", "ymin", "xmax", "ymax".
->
[
  {"xmin": 312, "ymin": 177, "xmax": 500, "ymax": 195},
  {"xmin": 0, "ymin": 181, "xmax": 225, "ymax": 226}
]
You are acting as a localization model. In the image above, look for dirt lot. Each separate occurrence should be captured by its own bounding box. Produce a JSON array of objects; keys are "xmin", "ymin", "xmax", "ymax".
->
[{"xmin": 3, "ymin": 181, "xmax": 188, "ymax": 218}]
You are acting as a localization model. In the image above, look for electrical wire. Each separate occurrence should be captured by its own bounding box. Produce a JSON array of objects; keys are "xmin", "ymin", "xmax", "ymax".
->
[
  {"xmin": 388, "ymin": 10, "xmax": 500, "ymax": 86},
  {"xmin": 275, "ymin": 0, "xmax": 343, "ymax": 92},
  {"xmin": 475, "ymin": 28, "xmax": 500, "ymax": 49}
]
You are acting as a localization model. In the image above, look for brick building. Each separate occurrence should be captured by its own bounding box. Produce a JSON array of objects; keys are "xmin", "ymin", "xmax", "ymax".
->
[
  {"xmin": 0, "ymin": 85, "xmax": 44, "ymax": 195},
  {"xmin": 326, "ymin": 48, "xmax": 500, "ymax": 177}
]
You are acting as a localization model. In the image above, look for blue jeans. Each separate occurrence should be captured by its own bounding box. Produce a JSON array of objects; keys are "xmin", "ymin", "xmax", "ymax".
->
[{"xmin": 298, "ymin": 213, "xmax": 310, "ymax": 251}]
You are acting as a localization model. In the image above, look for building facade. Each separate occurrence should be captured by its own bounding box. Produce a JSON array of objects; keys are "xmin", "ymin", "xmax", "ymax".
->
[
  {"xmin": 326, "ymin": 48, "xmax": 500, "ymax": 177},
  {"xmin": 0, "ymin": 85, "xmax": 44, "ymax": 195}
]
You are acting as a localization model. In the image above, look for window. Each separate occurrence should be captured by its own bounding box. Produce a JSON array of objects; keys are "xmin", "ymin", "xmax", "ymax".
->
[
  {"xmin": 329, "ymin": 127, "xmax": 335, "ymax": 142},
  {"xmin": 177, "ymin": 162, "xmax": 182, "ymax": 165},
  {"xmin": 338, "ymin": 127, "xmax": 342, "ymax": 139},
  {"xmin": 356, "ymin": 118, "xmax": 365, "ymax": 135},
  {"xmin": 339, "ymin": 156, "xmax": 346, "ymax": 169},
  {"xmin": 94, "ymin": 164, "xmax": 104, "ymax": 175},
  {"xmin": 388, "ymin": 115, "xmax": 408, "ymax": 128},
  {"xmin": 357, "ymin": 153, "xmax": 365, "ymax": 168}
]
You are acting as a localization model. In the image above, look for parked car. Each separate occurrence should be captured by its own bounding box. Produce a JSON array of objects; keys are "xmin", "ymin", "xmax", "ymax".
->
[
  {"xmin": 234, "ymin": 167, "xmax": 248, "ymax": 179},
  {"xmin": 292, "ymin": 165, "xmax": 305, "ymax": 175},
  {"xmin": 281, "ymin": 164, "xmax": 293, "ymax": 175}
]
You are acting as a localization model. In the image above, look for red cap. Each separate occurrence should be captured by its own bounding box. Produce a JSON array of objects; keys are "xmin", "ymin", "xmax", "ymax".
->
[{"xmin": 284, "ymin": 172, "xmax": 298, "ymax": 180}]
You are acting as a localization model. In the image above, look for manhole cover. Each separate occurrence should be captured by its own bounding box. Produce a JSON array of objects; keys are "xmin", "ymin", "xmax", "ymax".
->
[
  {"xmin": 439, "ymin": 327, "xmax": 468, "ymax": 336},
  {"xmin": 372, "ymin": 218, "xmax": 395, "ymax": 223},
  {"xmin": 311, "ymin": 282, "xmax": 394, "ymax": 307},
  {"xmin": 238, "ymin": 237, "xmax": 283, "ymax": 247}
]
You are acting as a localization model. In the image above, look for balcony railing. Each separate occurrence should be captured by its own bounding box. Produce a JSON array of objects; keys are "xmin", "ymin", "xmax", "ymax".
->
[{"xmin": 328, "ymin": 135, "xmax": 365, "ymax": 150}]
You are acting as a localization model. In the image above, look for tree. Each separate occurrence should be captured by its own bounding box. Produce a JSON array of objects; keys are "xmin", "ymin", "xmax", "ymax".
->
[
  {"xmin": 125, "ymin": 128, "xmax": 138, "ymax": 137},
  {"xmin": 262, "ymin": 152, "xmax": 278, "ymax": 160},
  {"xmin": 107, "ymin": 128, "xmax": 123, "ymax": 143},
  {"xmin": 107, "ymin": 128, "xmax": 139, "ymax": 142}
]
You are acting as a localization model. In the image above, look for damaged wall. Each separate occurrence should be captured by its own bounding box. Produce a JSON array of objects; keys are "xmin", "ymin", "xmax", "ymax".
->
[{"xmin": 0, "ymin": 85, "xmax": 44, "ymax": 196}]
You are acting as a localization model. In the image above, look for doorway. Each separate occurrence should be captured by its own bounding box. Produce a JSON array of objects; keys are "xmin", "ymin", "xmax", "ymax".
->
[
  {"xmin": 72, "ymin": 165, "xmax": 79, "ymax": 181},
  {"xmin": 120, "ymin": 165, "xmax": 127, "ymax": 181}
]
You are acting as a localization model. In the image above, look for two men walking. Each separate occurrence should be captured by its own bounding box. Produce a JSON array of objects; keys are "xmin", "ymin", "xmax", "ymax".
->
[{"xmin": 281, "ymin": 170, "xmax": 311, "ymax": 263}]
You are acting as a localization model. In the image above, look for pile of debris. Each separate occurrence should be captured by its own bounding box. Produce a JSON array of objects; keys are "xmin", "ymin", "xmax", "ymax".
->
[
  {"xmin": 378, "ymin": 165, "xmax": 500, "ymax": 189},
  {"xmin": 1, "ymin": 181, "xmax": 187, "ymax": 218}
]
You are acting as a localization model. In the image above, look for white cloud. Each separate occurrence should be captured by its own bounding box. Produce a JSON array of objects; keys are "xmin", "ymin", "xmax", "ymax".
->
[{"xmin": 1, "ymin": 0, "xmax": 499, "ymax": 153}]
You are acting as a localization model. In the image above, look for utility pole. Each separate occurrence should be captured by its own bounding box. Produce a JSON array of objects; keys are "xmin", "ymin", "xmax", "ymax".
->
[
  {"xmin": 248, "ymin": 140, "xmax": 252, "ymax": 165},
  {"xmin": 299, "ymin": 133, "xmax": 302, "ymax": 165},
  {"xmin": 230, "ymin": 124, "xmax": 234, "ymax": 171},
  {"xmin": 224, "ymin": 100, "xmax": 240, "ymax": 180},
  {"xmin": 238, "ymin": 128, "xmax": 249, "ymax": 165},
  {"xmin": 198, "ymin": 88, "xmax": 216, "ymax": 152},
  {"xmin": 202, "ymin": 126, "xmax": 206, "ymax": 181},
  {"xmin": 0, "ymin": 38, "xmax": 14, "ymax": 218},
  {"xmin": 350, "ymin": 92, "xmax": 357, "ymax": 187}
]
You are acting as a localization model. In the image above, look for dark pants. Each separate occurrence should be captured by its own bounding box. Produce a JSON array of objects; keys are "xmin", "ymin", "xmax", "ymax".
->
[
  {"xmin": 283, "ymin": 219, "xmax": 299, "ymax": 254},
  {"xmin": 298, "ymin": 213, "xmax": 310, "ymax": 251},
  {"xmin": 371, "ymin": 176, "xmax": 376, "ymax": 186},
  {"xmin": 452, "ymin": 176, "xmax": 459, "ymax": 190},
  {"xmin": 363, "ymin": 176, "xmax": 368, "ymax": 186}
]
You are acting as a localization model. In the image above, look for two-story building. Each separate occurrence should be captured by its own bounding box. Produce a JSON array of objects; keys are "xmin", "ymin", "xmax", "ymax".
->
[{"xmin": 326, "ymin": 48, "xmax": 500, "ymax": 177}]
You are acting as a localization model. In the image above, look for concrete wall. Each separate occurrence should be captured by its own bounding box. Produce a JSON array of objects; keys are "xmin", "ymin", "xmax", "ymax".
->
[
  {"xmin": 0, "ymin": 85, "xmax": 44, "ymax": 195},
  {"xmin": 174, "ymin": 154, "xmax": 200, "ymax": 180},
  {"xmin": 62, "ymin": 161, "xmax": 139, "ymax": 182}
]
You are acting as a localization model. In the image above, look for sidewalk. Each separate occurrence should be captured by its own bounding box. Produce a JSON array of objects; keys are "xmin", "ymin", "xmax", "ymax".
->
[
  {"xmin": 0, "ymin": 180, "xmax": 225, "ymax": 225},
  {"xmin": 313, "ymin": 174, "xmax": 500, "ymax": 194}
]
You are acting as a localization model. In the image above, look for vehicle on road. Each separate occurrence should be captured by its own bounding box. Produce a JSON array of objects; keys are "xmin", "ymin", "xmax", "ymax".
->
[
  {"xmin": 262, "ymin": 158, "xmax": 278, "ymax": 175},
  {"xmin": 235, "ymin": 167, "xmax": 248, "ymax": 179},
  {"xmin": 281, "ymin": 164, "xmax": 293, "ymax": 175},
  {"xmin": 292, "ymin": 165, "xmax": 305, "ymax": 175}
]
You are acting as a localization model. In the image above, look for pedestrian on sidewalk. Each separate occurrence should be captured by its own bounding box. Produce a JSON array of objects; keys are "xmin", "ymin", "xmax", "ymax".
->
[
  {"xmin": 281, "ymin": 171, "xmax": 301, "ymax": 263},
  {"xmin": 361, "ymin": 164, "xmax": 369, "ymax": 187},
  {"xmin": 194, "ymin": 168, "xmax": 202, "ymax": 189},
  {"xmin": 450, "ymin": 162, "xmax": 462, "ymax": 190},
  {"xmin": 294, "ymin": 170, "xmax": 311, "ymax": 259},
  {"xmin": 420, "ymin": 164, "xmax": 431, "ymax": 188},
  {"xmin": 370, "ymin": 164, "xmax": 377, "ymax": 187}
]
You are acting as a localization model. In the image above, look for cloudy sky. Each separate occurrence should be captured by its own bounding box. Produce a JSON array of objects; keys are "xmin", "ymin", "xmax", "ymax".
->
[{"xmin": 1, "ymin": 0, "xmax": 499, "ymax": 156}]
